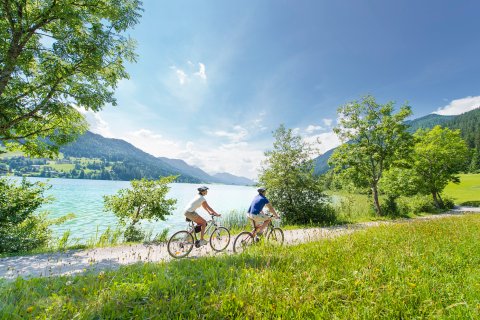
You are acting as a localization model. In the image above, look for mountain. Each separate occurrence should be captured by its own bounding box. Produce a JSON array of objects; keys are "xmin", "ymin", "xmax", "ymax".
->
[
  {"xmin": 57, "ymin": 131, "xmax": 255, "ymax": 185},
  {"xmin": 60, "ymin": 131, "xmax": 201, "ymax": 182},
  {"xmin": 314, "ymin": 107, "xmax": 480, "ymax": 175},
  {"xmin": 159, "ymin": 157, "xmax": 255, "ymax": 185},
  {"xmin": 157, "ymin": 157, "xmax": 215, "ymax": 183},
  {"xmin": 211, "ymin": 172, "xmax": 255, "ymax": 186}
]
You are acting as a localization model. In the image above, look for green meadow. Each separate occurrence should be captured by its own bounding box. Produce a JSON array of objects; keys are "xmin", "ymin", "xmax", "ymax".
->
[
  {"xmin": 445, "ymin": 173, "xmax": 480, "ymax": 206},
  {"xmin": 2, "ymin": 214, "xmax": 480, "ymax": 319}
]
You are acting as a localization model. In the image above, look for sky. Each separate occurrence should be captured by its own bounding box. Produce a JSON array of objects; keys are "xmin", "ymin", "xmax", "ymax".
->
[{"xmin": 81, "ymin": 0, "xmax": 480, "ymax": 180}]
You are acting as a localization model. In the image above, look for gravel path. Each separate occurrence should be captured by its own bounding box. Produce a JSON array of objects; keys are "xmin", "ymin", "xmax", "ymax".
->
[{"xmin": 1, "ymin": 206, "xmax": 479, "ymax": 280}]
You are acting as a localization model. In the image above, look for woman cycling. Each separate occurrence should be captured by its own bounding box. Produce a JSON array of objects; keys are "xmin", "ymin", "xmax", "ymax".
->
[{"xmin": 184, "ymin": 186, "xmax": 221, "ymax": 246}]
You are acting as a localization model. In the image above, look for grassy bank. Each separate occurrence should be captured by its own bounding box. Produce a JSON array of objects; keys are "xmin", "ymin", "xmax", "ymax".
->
[
  {"xmin": 2, "ymin": 214, "xmax": 479, "ymax": 319},
  {"xmin": 445, "ymin": 173, "xmax": 480, "ymax": 206}
]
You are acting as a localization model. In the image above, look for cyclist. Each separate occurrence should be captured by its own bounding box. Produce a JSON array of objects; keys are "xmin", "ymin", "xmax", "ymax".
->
[
  {"xmin": 184, "ymin": 186, "xmax": 221, "ymax": 246},
  {"xmin": 247, "ymin": 187, "xmax": 279, "ymax": 239}
]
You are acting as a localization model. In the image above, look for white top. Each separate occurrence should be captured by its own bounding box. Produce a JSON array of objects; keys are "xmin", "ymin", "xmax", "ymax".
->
[{"xmin": 184, "ymin": 194, "xmax": 206, "ymax": 212}]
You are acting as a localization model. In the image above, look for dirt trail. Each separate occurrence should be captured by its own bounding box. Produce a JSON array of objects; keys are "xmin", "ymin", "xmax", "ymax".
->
[{"xmin": 1, "ymin": 207, "xmax": 478, "ymax": 280}]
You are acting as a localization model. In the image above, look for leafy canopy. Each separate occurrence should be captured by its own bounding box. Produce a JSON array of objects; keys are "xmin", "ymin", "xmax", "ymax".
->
[
  {"xmin": 0, "ymin": 177, "xmax": 53, "ymax": 253},
  {"xmin": 0, "ymin": 0, "xmax": 143, "ymax": 157},
  {"xmin": 104, "ymin": 176, "xmax": 178, "ymax": 241},
  {"xmin": 330, "ymin": 95, "xmax": 413, "ymax": 215},
  {"xmin": 259, "ymin": 124, "xmax": 333, "ymax": 224},
  {"xmin": 410, "ymin": 126, "xmax": 469, "ymax": 207}
]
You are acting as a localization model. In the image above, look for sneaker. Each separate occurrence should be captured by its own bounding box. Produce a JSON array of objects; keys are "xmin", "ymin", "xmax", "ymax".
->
[{"xmin": 198, "ymin": 239, "xmax": 208, "ymax": 246}]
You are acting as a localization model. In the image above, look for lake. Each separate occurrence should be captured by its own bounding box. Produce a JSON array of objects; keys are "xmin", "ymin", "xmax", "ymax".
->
[{"xmin": 8, "ymin": 177, "xmax": 256, "ymax": 243}]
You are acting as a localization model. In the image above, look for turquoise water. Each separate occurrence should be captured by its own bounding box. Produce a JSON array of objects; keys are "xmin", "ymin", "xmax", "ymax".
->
[{"xmin": 8, "ymin": 177, "xmax": 256, "ymax": 242}]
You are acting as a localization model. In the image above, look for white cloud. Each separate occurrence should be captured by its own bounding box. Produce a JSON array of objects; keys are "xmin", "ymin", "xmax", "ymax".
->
[
  {"xmin": 305, "ymin": 125, "xmax": 323, "ymax": 134},
  {"xmin": 194, "ymin": 63, "xmax": 207, "ymax": 81},
  {"xmin": 112, "ymin": 127, "xmax": 263, "ymax": 179},
  {"xmin": 434, "ymin": 95, "xmax": 480, "ymax": 115},
  {"xmin": 175, "ymin": 68, "xmax": 189, "ymax": 85},
  {"xmin": 209, "ymin": 125, "xmax": 248, "ymax": 143},
  {"xmin": 303, "ymin": 131, "xmax": 342, "ymax": 154},
  {"xmin": 121, "ymin": 129, "xmax": 183, "ymax": 158},
  {"xmin": 75, "ymin": 107, "xmax": 113, "ymax": 138},
  {"xmin": 322, "ymin": 118, "xmax": 333, "ymax": 127}
]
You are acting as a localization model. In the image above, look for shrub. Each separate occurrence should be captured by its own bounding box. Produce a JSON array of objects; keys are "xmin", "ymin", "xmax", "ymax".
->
[
  {"xmin": 0, "ymin": 178, "xmax": 52, "ymax": 253},
  {"xmin": 397, "ymin": 195, "xmax": 436, "ymax": 215},
  {"xmin": 104, "ymin": 176, "xmax": 177, "ymax": 242}
]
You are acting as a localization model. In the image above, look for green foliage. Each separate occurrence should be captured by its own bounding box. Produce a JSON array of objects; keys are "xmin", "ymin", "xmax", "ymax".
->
[
  {"xmin": 396, "ymin": 195, "xmax": 437, "ymax": 215},
  {"xmin": 104, "ymin": 176, "xmax": 178, "ymax": 241},
  {"xmin": 332, "ymin": 192, "xmax": 375, "ymax": 222},
  {"xmin": 410, "ymin": 126, "xmax": 469, "ymax": 208},
  {"xmin": 2, "ymin": 215, "xmax": 480, "ymax": 318},
  {"xmin": 0, "ymin": 0, "xmax": 143, "ymax": 157},
  {"xmin": 0, "ymin": 177, "xmax": 52, "ymax": 253},
  {"xmin": 259, "ymin": 124, "xmax": 334, "ymax": 224},
  {"xmin": 330, "ymin": 95, "xmax": 413, "ymax": 215}
]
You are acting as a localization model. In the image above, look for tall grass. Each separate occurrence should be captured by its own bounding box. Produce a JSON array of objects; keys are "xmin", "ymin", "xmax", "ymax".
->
[
  {"xmin": 331, "ymin": 192, "xmax": 375, "ymax": 222},
  {"xmin": 2, "ymin": 214, "xmax": 480, "ymax": 319},
  {"xmin": 219, "ymin": 209, "xmax": 250, "ymax": 233}
]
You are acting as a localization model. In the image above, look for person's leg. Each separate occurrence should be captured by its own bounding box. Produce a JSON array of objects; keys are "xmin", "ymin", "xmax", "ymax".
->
[
  {"xmin": 185, "ymin": 212, "xmax": 207, "ymax": 241},
  {"xmin": 192, "ymin": 216, "xmax": 207, "ymax": 240},
  {"xmin": 257, "ymin": 219, "xmax": 271, "ymax": 235},
  {"xmin": 249, "ymin": 212, "xmax": 270, "ymax": 237}
]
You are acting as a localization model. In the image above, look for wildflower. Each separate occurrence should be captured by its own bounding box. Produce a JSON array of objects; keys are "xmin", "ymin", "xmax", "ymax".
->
[
  {"xmin": 26, "ymin": 306, "xmax": 34, "ymax": 313},
  {"xmin": 66, "ymin": 280, "xmax": 73, "ymax": 286}
]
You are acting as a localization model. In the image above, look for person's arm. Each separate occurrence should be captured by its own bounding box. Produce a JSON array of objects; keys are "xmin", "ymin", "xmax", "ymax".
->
[
  {"xmin": 202, "ymin": 201, "xmax": 221, "ymax": 216},
  {"xmin": 266, "ymin": 203, "xmax": 279, "ymax": 218}
]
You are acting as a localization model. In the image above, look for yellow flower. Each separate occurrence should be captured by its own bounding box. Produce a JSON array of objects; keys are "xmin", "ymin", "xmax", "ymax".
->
[{"xmin": 26, "ymin": 306, "xmax": 34, "ymax": 313}]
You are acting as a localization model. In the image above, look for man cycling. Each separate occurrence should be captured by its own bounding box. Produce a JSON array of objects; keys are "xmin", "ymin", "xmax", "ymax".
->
[
  {"xmin": 184, "ymin": 186, "xmax": 221, "ymax": 246},
  {"xmin": 247, "ymin": 187, "xmax": 279, "ymax": 239}
]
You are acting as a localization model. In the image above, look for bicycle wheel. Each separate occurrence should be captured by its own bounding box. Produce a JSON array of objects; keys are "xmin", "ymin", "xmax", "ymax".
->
[
  {"xmin": 233, "ymin": 231, "xmax": 254, "ymax": 253},
  {"xmin": 267, "ymin": 227, "xmax": 284, "ymax": 245},
  {"xmin": 167, "ymin": 230, "xmax": 194, "ymax": 258},
  {"xmin": 209, "ymin": 227, "xmax": 231, "ymax": 252}
]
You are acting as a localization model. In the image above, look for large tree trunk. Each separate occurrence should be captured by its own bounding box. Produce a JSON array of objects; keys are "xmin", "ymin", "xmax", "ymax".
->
[{"xmin": 372, "ymin": 184, "xmax": 383, "ymax": 216}]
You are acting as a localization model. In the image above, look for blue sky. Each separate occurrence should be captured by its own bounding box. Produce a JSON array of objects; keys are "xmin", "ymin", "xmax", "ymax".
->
[{"xmin": 81, "ymin": 0, "xmax": 480, "ymax": 179}]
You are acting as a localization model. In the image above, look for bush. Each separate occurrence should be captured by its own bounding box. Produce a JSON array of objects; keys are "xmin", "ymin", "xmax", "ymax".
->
[
  {"xmin": 0, "ymin": 178, "xmax": 53, "ymax": 253},
  {"xmin": 442, "ymin": 196, "xmax": 456, "ymax": 210},
  {"xmin": 380, "ymin": 196, "xmax": 402, "ymax": 217},
  {"xmin": 397, "ymin": 195, "xmax": 436, "ymax": 215}
]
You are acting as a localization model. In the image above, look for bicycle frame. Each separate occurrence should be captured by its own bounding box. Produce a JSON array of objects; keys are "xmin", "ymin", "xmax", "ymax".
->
[{"xmin": 187, "ymin": 215, "xmax": 221, "ymax": 241}]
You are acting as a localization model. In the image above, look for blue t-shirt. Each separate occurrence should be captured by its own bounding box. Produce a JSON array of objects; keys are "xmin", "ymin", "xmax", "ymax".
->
[{"xmin": 248, "ymin": 194, "xmax": 269, "ymax": 214}]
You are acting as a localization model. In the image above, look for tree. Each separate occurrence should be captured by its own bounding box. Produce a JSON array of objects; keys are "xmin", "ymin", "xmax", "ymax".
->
[
  {"xmin": 469, "ymin": 148, "xmax": 480, "ymax": 173},
  {"xmin": 410, "ymin": 126, "xmax": 469, "ymax": 208},
  {"xmin": 330, "ymin": 95, "xmax": 413, "ymax": 216},
  {"xmin": 0, "ymin": 0, "xmax": 143, "ymax": 157},
  {"xmin": 103, "ymin": 176, "xmax": 177, "ymax": 241},
  {"xmin": 259, "ymin": 124, "xmax": 333, "ymax": 224},
  {"xmin": 0, "ymin": 177, "xmax": 51, "ymax": 253}
]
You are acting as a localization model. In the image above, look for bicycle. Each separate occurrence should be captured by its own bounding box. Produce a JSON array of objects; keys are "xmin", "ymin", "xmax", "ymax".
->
[
  {"xmin": 232, "ymin": 214, "xmax": 284, "ymax": 253},
  {"xmin": 167, "ymin": 215, "xmax": 231, "ymax": 258}
]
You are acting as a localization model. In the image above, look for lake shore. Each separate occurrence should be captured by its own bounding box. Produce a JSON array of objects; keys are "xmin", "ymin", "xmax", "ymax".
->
[{"xmin": 1, "ymin": 206, "xmax": 478, "ymax": 280}]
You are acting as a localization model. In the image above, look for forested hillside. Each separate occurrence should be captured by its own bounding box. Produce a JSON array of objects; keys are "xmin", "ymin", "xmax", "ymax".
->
[{"xmin": 1, "ymin": 131, "xmax": 255, "ymax": 185}]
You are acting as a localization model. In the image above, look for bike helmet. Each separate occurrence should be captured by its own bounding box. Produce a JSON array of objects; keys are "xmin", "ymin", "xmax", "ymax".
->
[
  {"xmin": 257, "ymin": 187, "xmax": 267, "ymax": 193},
  {"xmin": 197, "ymin": 186, "xmax": 209, "ymax": 192}
]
